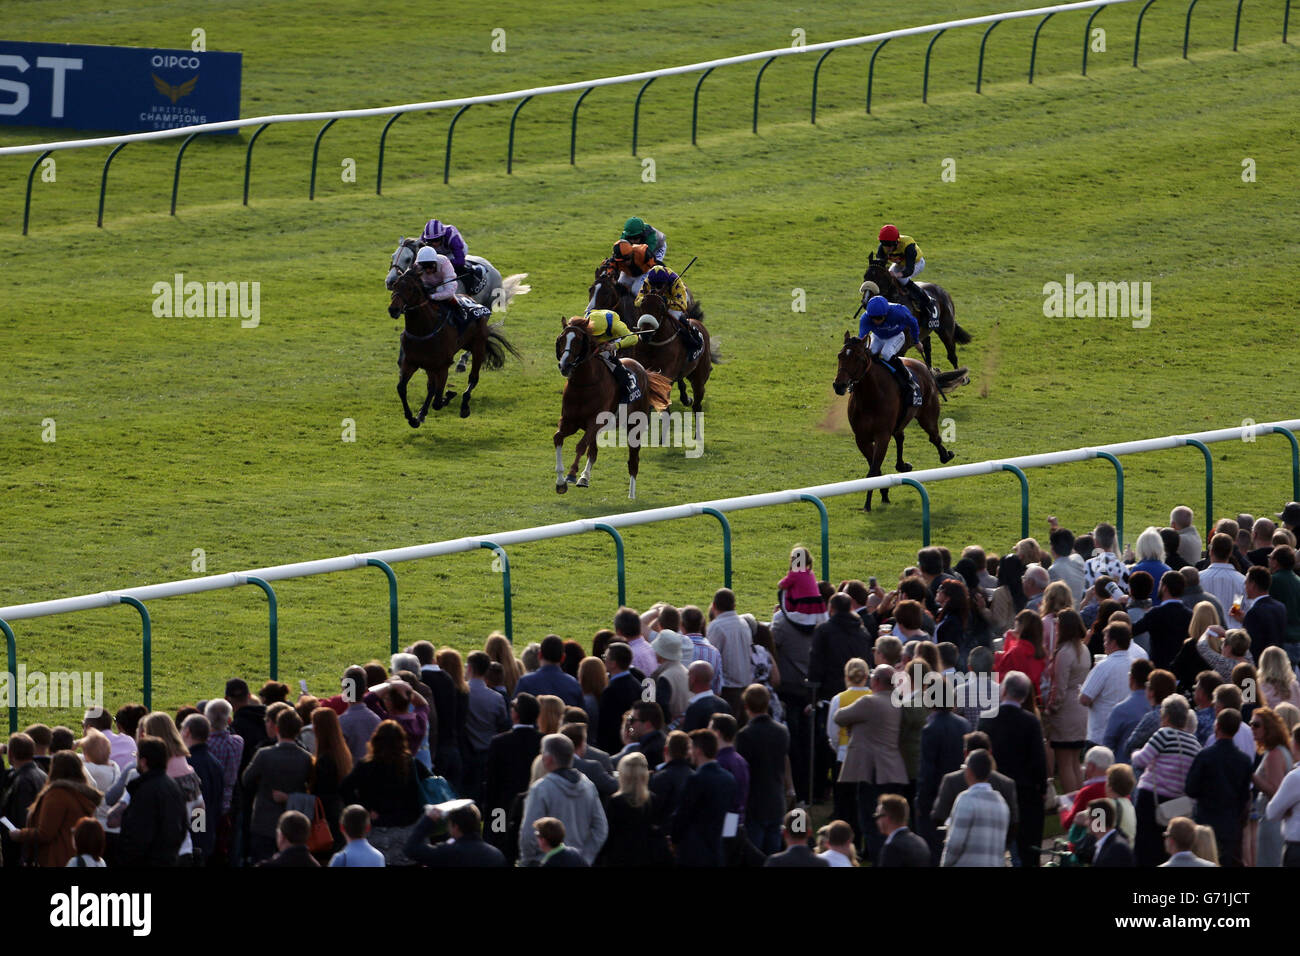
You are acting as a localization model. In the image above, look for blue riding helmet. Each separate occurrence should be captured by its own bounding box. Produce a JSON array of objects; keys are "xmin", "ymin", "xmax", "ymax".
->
[{"xmin": 866, "ymin": 295, "xmax": 891, "ymax": 318}]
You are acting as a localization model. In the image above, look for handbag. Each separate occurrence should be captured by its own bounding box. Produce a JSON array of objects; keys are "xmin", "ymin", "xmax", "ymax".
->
[
  {"xmin": 307, "ymin": 797, "xmax": 334, "ymax": 854},
  {"xmin": 420, "ymin": 774, "xmax": 456, "ymax": 804},
  {"xmin": 1154, "ymin": 794, "xmax": 1195, "ymax": 827}
]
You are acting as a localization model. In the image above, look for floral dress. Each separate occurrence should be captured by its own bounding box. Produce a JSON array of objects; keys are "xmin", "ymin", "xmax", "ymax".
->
[{"xmin": 751, "ymin": 643, "xmax": 784, "ymax": 723}]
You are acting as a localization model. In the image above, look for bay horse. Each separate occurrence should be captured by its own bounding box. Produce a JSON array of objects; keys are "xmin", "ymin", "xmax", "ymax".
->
[
  {"xmin": 587, "ymin": 258, "xmax": 637, "ymax": 325},
  {"xmin": 629, "ymin": 291, "xmax": 718, "ymax": 411},
  {"xmin": 832, "ymin": 331, "xmax": 969, "ymax": 512},
  {"xmin": 863, "ymin": 257, "xmax": 970, "ymax": 370},
  {"xmin": 554, "ymin": 317, "xmax": 671, "ymax": 499},
  {"xmin": 387, "ymin": 266, "xmax": 521, "ymax": 427}
]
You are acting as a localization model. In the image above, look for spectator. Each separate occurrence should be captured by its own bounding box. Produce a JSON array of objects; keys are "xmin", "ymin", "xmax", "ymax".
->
[
  {"xmin": 1059, "ymin": 745, "xmax": 1114, "ymax": 830},
  {"xmin": 434, "ymin": 647, "xmax": 470, "ymax": 789},
  {"xmin": 1248, "ymin": 518, "xmax": 1278, "ymax": 566},
  {"xmin": 956, "ymin": 646, "xmax": 996, "ymax": 729},
  {"xmin": 940, "ymin": 748, "xmax": 1010, "ymax": 867},
  {"xmin": 1047, "ymin": 526, "xmax": 1087, "ymax": 602},
  {"xmin": 1084, "ymin": 523, "xmax": 1130, "ymax": 594},
  {"xmin": 1105, "ymin": 763, "xmax": 1138, "ymax": 842},
  {"xmin": 747, "ymin": 616, "xmax": 784, "ymax": 723},
  {"xmin": 709, "ymin": 713, "xmax": 751, "ymax": 831},
  {"xmin": 225, "ymin": 680, "xmax": 268, "ymax": 773},
  {"xmin": 1155, "ymin": 816, "xmax": 1215, "ymax": 866},
  {"xmin": 308, "ymin": 707, "xmax": 351, "ymax": 852},
  {"xmin": 1160, "ymin": 528, "xmax": 1189, "ymax": 571},
  {"xmin": 649, "ymin": 730, "xmax": 694, "ymax": 822},
  {"xmin": 650, "ymin": 631, "xmax": 690, "ymax": 726},
  {"xmin": 518, "ymin": 734, "xmax": 607, "ymax": 866},
  {"xmin": 404, "ymin": 802, "xmax": 505, "ymax": 867},
  {"xmin": 83, "ymin": 708, "xmax": 135, "ymax": 777},
  {"xmin": 484, "ymin": 632, "xmax": 522, "ymax": 697},
  {"xmin": 364, "ymin": 674, "xmax": 430, "ymax": 763},
  {"xmin": 612, "ymin": 606, "xmax": 656, "ymax": 677},
  {"xmin": 1200, "ymin": 533, "xmax": 1246, "ymax": 614},
  {"xmin": 1169, "ymin": 602, "xmax": 1219, "ymax": 691},
  {"xmin": 599, "ymin": 751, "xmax": 668, "ymax": 867},
  {"xmin": 66, "ymin": 818, "xmax": 107, "ymax": 869},
  {"xmin": 258, "ymin": 681, "xmax": 290, "ymax": 707},
  {"xmin": 1087, "ymin": 797, "xmax": 1135, "ymax": 866},
  {"xmin": 561, "ymin": 640, "xmax": 585, "ymax": 678},
  {"xmin": 1125, "ymin": 668, "xmax": 1189, "ymax": 759},
  {"xmin": 338, "ymin": 721, "xmax": 425, "ymax": 865},
  {"xmin": 1170, "ymin": 506, "xmax": 1203, "ymax": 566},
  {"xmin": 614, "ymin": 701, "xmax": 666, "ymax": 770},
  {"xmin": 1212, "ymin": 683, "xmax": 1256, "ymax": 756},
  {"xmin": 1102, "ymin": 658, "xmax": 1154, "ymax": 757},
  {"xmin": 820, "ymin": 818, "xmax": 859, "ymax": 867},
  {"xmin": 1235, "ymin": 566, "xmax": 1287, "ymax": 660},
  {"xmin": 671, "ymin": 729, "xmax": 736, "ymax": 867},
  {"xmin": 561, "ymin": 722, "xmax": 615, "ymax": 799},
  {"xmin": 1196, "ymin": 627, "xmax": 1254, "ymax": 683},
  {"xmin": 483, "ymin": 693, "xmax": 542, "ymax": 851},
  {"xmin": 257, "ymin": 810, "xmax": 318, "ymax": 868},
  {"xmin": 180, "ymin": 713, "xmax": 223, "ymax": 863},
  {"xmin": 1264, "ymin": 731, "xmax": 1300, "ymax": 866},
  {"xmin": 1260, "ymin": 646, "xmax": 1300, "ymax": 709},
  {"xmin": 875, "ymin": 792, "xmax": 929, "ymax": 868},
  {"xmin": 1249, "ymin": 707, "xmax": 1293, "ymax": 867},
  {"xmin": 590, "ymin": 629, "xmax": 615, "ymax": 662},
  {"xmin": 1267, "ymin": 546, "xmax": 1300, "ymax": 657},
  {"xmin": 516, "ymin": 635, "xmax": 585, "ymax": 708},
  {"xmin": 202, "ymin": 699, "xmax": 244, "ymax": 830},
  {"xmin": 78, "ymin": 730, "xmax": 121, "ymax": 833},
  {"xmin": 1134, "ymin": 571, "xmax": 1194, "ymax": 670},
  {"xmin": 826, "ymin": 658, "xmax": 871, "ymax": 838},
  {"xmin": 597, "ymin": 641, "xmax": 642, "ymax": 756},
  {"xmin": 1179, "ymin": 566, "xmax": 1227, "ymax": 625},
  {"xmin": 988, "ymin": 554, "xmax": 1027, "ymax": 635},
  {"xmin": 117, "ymin": 737, "xmax": 187, "ymax": 867},
  {"xmin": 678, "ymin": 607, "xmax": 719, "ymax": 688},
  {"xmin": 10, "ymin": 751, "xmax": 101, "ymax": 867},
  {"xmin": 241, "ymin": 708, "xmax": 313, "ymax": 863},
  {"xmin": 935, "ymin": 578, "xmax": 976, "ymax": 666},
  {"xmin": 520, "ymin": 643, "xmax": 542, "ymax": 675},
  {"xmin": 25, "ymin": 725, "xmax": 52, "ymax": 773},
  {"xmin": 809, "ymin": 592, "xmax": 871, "ymax": 700},
  {"xmin": 1131, "ymin": 694, "xmax": 1202, "ymax": 866},
  {"xmin": 995, "ymin": 609, "xmax": 1047, "ymax": 702},
  {"xmin": 1129, "ymin": 526, "xmax": 1172, "ymax": 585},
  {"xmin": 332, "ymin": 666, "xmax": 382, "ymax": 768},
  {"xmin": 1125, "ymin": 571, "xmax": 1155, "ymax": 632},
  {"xmin": 532, "ymin": 816, "xmax": 586, "ymax": 867},
  {"xmin": 681, "ymin": 661, "xmax": 731, "ymax": 732},
  {"xmin": 736, "ymin": 683, "xmax": 791, "ymax": 856},
  {"xmin": 1044, "ymin": 609, "xmax": 1091, "ymax": 791},
  {"xmin": 1080, "ymin": 621, "xmax": 1136, "ymax": 747},
  {"xmin": 979, "ymin": 671, "xmax": 1047, "ymax": 867},
  {"xmin": 463, "ymin": 651, "xmax": 510, "ymax": 801},
  {"xmin": 328, "ymin": 803, "xmax": 384, "ymax": 867},
  {"xmin": 931, "ymin": 733, "xmax": 1019, "ymax": 846},
  {"xmin": 764, "ymin": 809, "xmax": 828, "ymax": 867},
  {"xmin": 577, "ymin": 656, "xmax": 607, "ymax": 732},
  {"xmin": 835, "ymin": 665, "xmax": 908, "ymax": 863},
  {"xmin": 535, "ymin": 694, "xmax": 566, "ymax": 738},
  {"xmin": 708, "ymin": 588, "xmax": 755, "ymax": 715},
  {"xmin": 1022, "ymin": 564, "xmax": 1049, "ymax": 613}
]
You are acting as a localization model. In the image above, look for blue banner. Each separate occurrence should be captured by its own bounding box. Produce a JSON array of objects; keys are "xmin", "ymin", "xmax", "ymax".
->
[{"xmin": 0, "ymin": 41, "xmax": 241, "ymax": 133}]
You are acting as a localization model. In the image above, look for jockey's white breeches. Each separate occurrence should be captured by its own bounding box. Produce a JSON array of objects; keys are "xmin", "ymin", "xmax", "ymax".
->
[
  {"xmin": 868, "ymin": 331, "xmax": 906, "ymax": 363},
  {"xmin": 889, "ymin": 257, "xmax": 925, "ymax": 285}
]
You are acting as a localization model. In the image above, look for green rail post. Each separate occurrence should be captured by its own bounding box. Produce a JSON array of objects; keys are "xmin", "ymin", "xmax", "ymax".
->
[
  {"xmin": 22, "ymin": 149, "xmax": 52, "ymax": 236},
  {"xmin": 691, "ymin": 69, "xmax": 713, "ymax": 143},
  {"xmin": 922, "ymin": 29, "xmax": 946, "ymax": 102},
  {"xmin": 376, "ymin": 111, "xmax": 405, "ymax": 195},
  {"xmin": 899, "ymin": 478, "xmax": 931, "ymax": 546},
  {"xmin": 593, "ymin": 523, "xmax": 627, "ymax": 606},
  {"xmin": 867, "ymin": 38, "xmax": 892, "ymax": 113},
  {"xmin": 365, "ymin": 559, "xmax": 400, "ymax": 655},
  {"xmin": 753, "ymin": 56, "xmax": 776, "ymax": 132},
  {"xmin": 1286, "ymin": 0, "xmax": 1292, "ymax": 42},
  {"xmin": 309, "ymin": 118, "xmax": 338, "ymax": 200},
  {"xmin": 1001, "ymin": 464, "xmax": 1030, "ymax": 539},
  {"xmin": 977, "ymin": 20, "xmax": 1002, "ymax": 92},
  {"xmin": 799, "ymin": 494, "xmax": 830, "ymax": 582},
  {"xmin": 1234, "ymin": 0, "xmax": 1246, "ymax": 49},
  {"xmin": 1, "ymin": 619, "xmax": 16, "ymax": 734},
  {"xmin": 507, "ymin": 95, "xmax": 533, "ymax": 174},
  {"xmin": 701, "ymin": 508, "xmax": 733, "ymax": 589},
  {"xmin": 243, "ymin": 122, "xmax": 271, "ymax": 205},
  {"xmin": 1183, "ymin": 439, "xmax": 1214, "ymax": 542},
  {"xmin": 811, "ymin": 49, "xmax": 834, "ymax": 121},
  {"xmin": 479, "ymin": 542, "xmax": 512, "ymax": 643},
  {"xmin": 1268, "ymin": 426, "xmax": 1300, "ymax": 501},
  {"xmin": 571, "ymin": 87, "xmax": 594, "ymax": 163},
  {"xmin": 1029, "ymin": 12, "xmax": 1056, "ymax": 83},
  {"xmin": 444, "ymin": 105, "xmax": 472, "ymax": 184},
  {"xmin": 169, "ymin": 131, "xmax": 202, "ymax": 216},
  {"xmin": 1134, "ymin": 0, "xmax": 1159, "ymax": 67},
  {"xmin": 1093, "ymin": 452, "xmax": 1126, "ymax": 549},
  {"xmin": 243, "ymin": 576, "xmax": 279, "ymax": 680},
  {"xmin": 96, "ymin": 142, "xmax": 128, "ymax": 228},
  {"xmin": 1083, "ymin": 5, "xmax": 1106, "ymax": 74},
  {"xmin": 118, "ymin": 596, "xmax": 152, "ymax": 711},
  {"xmin": 632, "ymin": 77, "xmax": 657, "ymax": 155},
  {"xmin": 1183, "ymin": 0, "xmax": 1203, "ymax": 57}
]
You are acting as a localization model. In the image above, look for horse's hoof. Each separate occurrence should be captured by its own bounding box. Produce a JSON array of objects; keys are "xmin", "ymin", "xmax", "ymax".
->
[
  {"xmin": 566, "ymin": 474, "xmax": 577, "ymax": 484},
  {"xmin": 444, "ymin": 390, "xmax": 458, "ymax": 402},
  {"xmin": 576, "ymin": 477, "xmax": 589, "ymax": 488},
  {"xmin": 555, "ymin": 483, "xmax": 567, "ymax": 495},
  {"xmin": 459, "ymin": 405, "xmax": 470, "ymax": 419},
  {"xmin": 940, "ymin": 449, "xmax": 955, "ymax": 464},
  {"xmin": 407, "ymin": 418, "xmax": 420, "ymax": 429},
  {"xmin": 897, "ymin": 462, "xmax": 913, "ymax": 472}
]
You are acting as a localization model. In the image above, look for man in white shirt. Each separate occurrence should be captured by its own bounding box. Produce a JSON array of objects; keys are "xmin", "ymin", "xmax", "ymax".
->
[
  {"xmin": 707, "ymin": 588, "xmax": 755, "ymax": 716},
  {"xmin": 1200, "ymin": 533, "xmax": 1246, "ymax": 616},
  {"xmin": 1047, "ymin": 525, "xmax": 1087, "ymax": 603},
  {"xmin": 1265, "ymin": 763, "xmax": 1300, "ymax": 867},
  {"xmin": 1079, "ymin": 622, "xmax": 1136, "ymax": 745}
]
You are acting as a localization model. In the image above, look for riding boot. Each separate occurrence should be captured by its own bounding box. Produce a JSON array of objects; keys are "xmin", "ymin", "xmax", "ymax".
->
[
  {"xmin": 908, "ymin": 282, "xmax": 934, "ymax": 322},
  {"xmin": 886, "ymin": 358, "xmax": 918, "ymax": 406}
]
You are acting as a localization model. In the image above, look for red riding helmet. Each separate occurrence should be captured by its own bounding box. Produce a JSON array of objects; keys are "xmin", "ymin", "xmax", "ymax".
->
[{"xmin": 878, "ymin": 224, "xmax": 900, "ymax": 243}]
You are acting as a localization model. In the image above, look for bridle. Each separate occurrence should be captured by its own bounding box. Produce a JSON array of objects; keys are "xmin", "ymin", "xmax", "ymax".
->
[
  {"xmin": 557, "ymin": 324, "xmax": 595, "ymax": 376},
  {"xmin": 835, "ymin": 336, "xmax": 873, "ymax": 393},
  {"xmin": 389, "ymin": 267, "xmax": 448, "ymax": 339}
]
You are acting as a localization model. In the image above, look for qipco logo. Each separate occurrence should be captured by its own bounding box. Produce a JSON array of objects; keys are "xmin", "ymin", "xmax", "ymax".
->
[{"xmin": 151, "ymin": 55, "xmax": 201, "ymax": 70}]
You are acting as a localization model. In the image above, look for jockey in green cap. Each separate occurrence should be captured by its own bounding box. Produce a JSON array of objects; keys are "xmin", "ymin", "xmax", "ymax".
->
[{"xmin": 619, "ymin": 217, "xmax": 667, "ymax": 295}]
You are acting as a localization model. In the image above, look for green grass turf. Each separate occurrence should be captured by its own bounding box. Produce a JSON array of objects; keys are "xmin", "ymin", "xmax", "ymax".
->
[{"xmin": 1, "ymin": 1, "xmax": 1297, "ymax": 726}]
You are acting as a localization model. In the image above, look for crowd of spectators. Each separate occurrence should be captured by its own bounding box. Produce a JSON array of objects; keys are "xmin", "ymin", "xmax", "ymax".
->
[{"xmin": 4, "ymin": 502, "xmax": 1300, "ymax": 868}]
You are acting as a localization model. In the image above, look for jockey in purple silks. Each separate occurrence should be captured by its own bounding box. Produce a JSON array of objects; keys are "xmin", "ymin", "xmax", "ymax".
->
[{"xmin": 420, "ymin": 219, "xmax": 468, "ymax": 271}]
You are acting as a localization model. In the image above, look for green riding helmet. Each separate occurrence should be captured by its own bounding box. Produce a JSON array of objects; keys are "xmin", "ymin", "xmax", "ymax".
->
[{"xmin": 621, "ymin": 217, "xmax": 649, "ymax": 241}]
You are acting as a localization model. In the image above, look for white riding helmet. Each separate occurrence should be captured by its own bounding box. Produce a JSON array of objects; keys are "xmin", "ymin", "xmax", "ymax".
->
[
  {"xmin": 636, "ymin": 314, "xmax": 660, "ymax": 332},
  {"xmin": 415, "ymin": 246, "xmax": 439, "ymax": 265}
]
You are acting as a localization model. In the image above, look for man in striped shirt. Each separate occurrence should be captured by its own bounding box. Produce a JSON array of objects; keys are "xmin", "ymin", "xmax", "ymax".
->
[
  {"xmin": 941, "ymin": 748, "xmax": 1010, "ymax": 867},
  {"xmin": 1130, "ymin": 693, "xmax": 1202, "ymax": 865},
  {"xmin": 682, "ymin": 605, "xmax": 723, "ymax": 694}
]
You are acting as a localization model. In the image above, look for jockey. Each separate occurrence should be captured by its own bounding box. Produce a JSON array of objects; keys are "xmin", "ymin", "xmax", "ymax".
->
[
  {"xmin": 874, "ymin": 224, "xmax": 934, "ymax": 319},
  {"xmin": 415, "ymin": 246, "xmax": 465, "ymax": 323},
  {"xmin": 583, "ymin": 309, "xmax": 657, "ymax": 373},
  {"xmin": 636, "ymin": 265, "xmax": 703, "ymax": 361},
  {"xmin": 859, "ymin": 295, "xmax": 921, "ymax": 405},
  {"xmin": 621, "ymin": 217, "xmax": 667, "ymax": 264},
  {"xmin": 420, "ymin": 219, "xmax": 467, "ymax": 270},
  {"xmin": 610, "ymin": 239, "xmax": 659, "ymax": 296}
]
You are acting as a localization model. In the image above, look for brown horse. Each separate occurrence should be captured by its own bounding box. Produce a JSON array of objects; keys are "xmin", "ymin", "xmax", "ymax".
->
[
  {"xmin": 554, "ymin": 318, "xmax": 671, "ymax": 499},
  {"xmin": 832, "ymin": 331, "xmax": 969, "ymax": 512},
  {"xmin": 387, "ymin": 266, "xmax": 521, "ymax": 427},
  {"xmin": 587, "ymin": 259, "xmax": 636, "ymax": 324},
  {"xmin": 629, "ymin": 291, "xmax": 717, "ymax": 410},
  {"xmin": 863, "ymin": 258, "xmax": 970, "ymax": 370}
]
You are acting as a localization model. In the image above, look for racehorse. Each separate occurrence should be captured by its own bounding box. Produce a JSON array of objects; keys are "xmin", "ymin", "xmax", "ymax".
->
[
  {"xmin": 863, "ymin": 257, "xmax": 970, "ymax": 370},
  {"xmin": 554, "ymin": 317, "xmax": 671, "ymax": 499},
  {"xmin": 587, "ymin": 259, "xmax": 636, "ymax": 324},
  {"xmin": 832, "ymin": 331, "xmax": 969, "ymax": 512},
  {"xmin": 387, "ymin": 266, "xmax": 521, "ymax": 427},
  {"xmin": 631, "ymin": 291, "xmax": 718, "ymax": 410},
  {"xmin": 385, "ymin": 238, "xmax": 530, "ymax": 310}
]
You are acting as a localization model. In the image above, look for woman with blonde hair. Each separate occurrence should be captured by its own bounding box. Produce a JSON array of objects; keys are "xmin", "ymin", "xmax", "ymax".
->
[
  {"xmin": 1274, "ymin": 701, "xmax": 1300, "ymax": 736},
  {"xmin": 1169, "ymin": 601, "xmax": 1219, "ymax": 688},
  {"xmin": 484, "ymin": 632, "xmax": 521, "ymax": 696},
  {"xmin": 820, "ymin": 819, "xmax": 859, "ymax": 867},
  {"xmin": 1259, "ymin": 646, "xmax": 1300, "ymax": 709},
  {"xmin": 1014, "ymin": 537, "xmax": 1043, "ymax": 567},
  {"xmin": 1192, "ymin": 824, "xmax": 1220, "ymax": 865},
  {"xmin": 537, "ymin": 694, "xmax": 565, "ymax": 736},
  {"xmin": 598, "ymin": 751, "xmax": 668, "ymax": 866},
  {"xmin": 1129, "ymin": 526, "xmax": 1172, "ymax": 584},
  {"xmin": 578, "ymin": 656, "xmax": 608, "ymax": 727},
  {"xmin": 138, "ymin": 711, "xmax": 205, "ymax": 863}
]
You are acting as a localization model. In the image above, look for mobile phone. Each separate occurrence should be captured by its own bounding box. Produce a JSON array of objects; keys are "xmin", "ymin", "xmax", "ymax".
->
[
  {"xmin": 1105, "ymin": 581, "xmax": 1123, "ymax": 600},
  {"xmin": 868, "ymin": 576, "xmax": 878, "ymax": 589},
  {"xmin": 298, "ymin": 679, "xmax": 309, "ymax": 695}
]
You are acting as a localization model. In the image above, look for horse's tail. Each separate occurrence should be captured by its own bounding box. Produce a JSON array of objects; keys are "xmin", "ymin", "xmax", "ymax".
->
[
  {"xmin": 483, "ymin": 323, "xmax": 523, "ymax": 370},
  {"xmin": 709, "ymin": 338, "xmax": 723, "ymax": 365},
  {"xmin": 497, "ymin": 273, "xmax": 531, "ymax": 310},
  {"xmin": 934, "ymin": 367, "xmax": 970, "ymax": 396},
  {"xmin": 952, "ymin": 323, "xmax": 972, "ymax": 344},
  {"xmin": 646, "ymin": 371, "xmax": 673, "ymax": 411},
  {"xmin": 686, "ymin": 300, "xmax": 704, "ymax": 322},
  {"xmin": 686, "ymin": 300, "xmax": 721, "ymax": 363}
]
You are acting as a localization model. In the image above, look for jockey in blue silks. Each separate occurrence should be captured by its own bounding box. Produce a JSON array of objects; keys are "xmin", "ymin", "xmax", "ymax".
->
[{"xmin": 859, "ymin": 295, "xmax": 921, "ymax": 405}]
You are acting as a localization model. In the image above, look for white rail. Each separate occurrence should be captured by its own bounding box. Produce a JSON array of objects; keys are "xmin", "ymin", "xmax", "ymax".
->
[{"xmin": 0, "ymin": 0, "xmax": 1139, "ymax": 157}]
